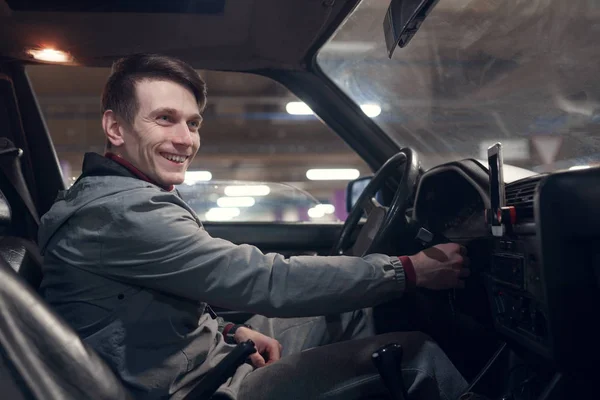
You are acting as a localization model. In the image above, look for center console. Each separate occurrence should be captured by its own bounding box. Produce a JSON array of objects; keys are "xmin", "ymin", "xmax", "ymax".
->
[
  {"xmin": 487, "ymin": 229, "xmax": 550, "ymax": 358},
  {"xmin": 484, "ymin": 144, "xmax": 551, "ymax": 358},
  {"xmin": 484, "ymin": 144, "xmax": 600, "ymax": 374}
]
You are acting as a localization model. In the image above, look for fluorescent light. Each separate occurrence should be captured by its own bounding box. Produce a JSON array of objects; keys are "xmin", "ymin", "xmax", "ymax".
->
[
  {"xmin": 306, "ymin": 169, "xmax": 360, "ymax": 181},
  {"xmin": 205, "ymin": 207, "xmax": 240, "ymax": 221},
  {"xmin": 27, "ymin": 48, "xmax": 73, "ymax": 63},
  {"xmin": 184, "ymin": 170, "xmax": 212, "ymax": 185},
  {"xmin": 286, "ymin": 101, "xmax": 380, "ymax": 118},
  {"xmin": 315, "ymin": 204, "xmax": 335, "ymax": 214},
  {"xmin": 323, "ymin": 41, "xmax": 376, "ymax": 53},
  {"xmin": 569, "ymin": 165, "xmax": 591, "ymax": 170},
  {"xmin": 217, "ymin": 196, "xmax": 255, "ymax": 208},
  {"xmin": 308, "ymin": 207, "xmax": 325, "ymax": 219},
  {"xmin": 286, "ymin": 102, "xmax": 313, "ymax": 115},
  {"xmin": 224, "ymin": 185, "xmax": 271, "ymax": 197},
  {"xmin": 361, "ymin": 104, "xmax": 381, "ymax": 117}
]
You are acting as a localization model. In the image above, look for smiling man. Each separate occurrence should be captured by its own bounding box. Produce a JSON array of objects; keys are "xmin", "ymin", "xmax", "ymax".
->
[
  {"xmin": 39, "ymin": 54, "xmax": 471, "ymax": 400},
  {"xmin": 101, "ymin": 61, "xmax": 203, "ymax": 190}
]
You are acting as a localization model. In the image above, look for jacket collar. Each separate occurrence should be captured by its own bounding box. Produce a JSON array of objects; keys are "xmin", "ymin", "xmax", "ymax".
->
[{"xmin": 78, "ymin": 152, "xmax": 174, "ymax": 191}]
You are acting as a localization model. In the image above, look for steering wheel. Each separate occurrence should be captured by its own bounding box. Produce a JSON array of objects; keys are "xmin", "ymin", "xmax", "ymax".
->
[{"xmin": 331, "ymin": 148, "xmax": 421, "ymax": 257}]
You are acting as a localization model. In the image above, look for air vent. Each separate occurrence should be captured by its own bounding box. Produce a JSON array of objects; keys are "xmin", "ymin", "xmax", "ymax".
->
[{"xmin": 505, "ymin": 176, "xmax": 544, "ymax": 220}]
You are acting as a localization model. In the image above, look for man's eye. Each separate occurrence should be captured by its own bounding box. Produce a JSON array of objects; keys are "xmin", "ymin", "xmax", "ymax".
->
[
  {"xmin": 158, "ymin": 115, "xmax": 171, "ymax": 122},
  {"xmin": 188, "ymin": 120, "xmax": 201, "ymax": 129}
]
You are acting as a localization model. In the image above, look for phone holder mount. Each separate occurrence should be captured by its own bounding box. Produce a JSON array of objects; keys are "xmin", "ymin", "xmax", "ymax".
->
[
  {"xmin": 486, "ymin": 142, "xmax": 517, "ymax": 237},
  {"xmin": 485, "ymin": 206, "xmax": 516, "ymax": 237}
]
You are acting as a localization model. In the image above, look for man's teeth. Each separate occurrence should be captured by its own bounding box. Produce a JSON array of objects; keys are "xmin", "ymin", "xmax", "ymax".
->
[{"xmin": 163, "ymin": 154, "xmax": 187, "ymax": 163}]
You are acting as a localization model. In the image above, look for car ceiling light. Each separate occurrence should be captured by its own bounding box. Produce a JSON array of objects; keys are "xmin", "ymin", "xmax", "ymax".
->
[
  {"xmin": 27, "ymin": 48, "xmax": 73, "ymax": 63},
  {"xmin": 360, "ymin": 104, "xmax": 382, "ymax": 117},
  {"xmin": 205, "ymin": 207, "xmax": 240, "ymax": 221},
  {"xmin": 306, "ymin": 169, "xmax": 360, "ymax": 181},
  {"xmin": 286, "ymin": 101, "xmax": 313, "ymax": 115},
  {"xmin": 224, "ymin": 185, "xmax": 271, "ymax": 197},
  {"xmin": 184, "ymin": 170, "xmax": 212, "ymax": 185},
  {"xmin": 217, "ymin": 196, "xmax": 255, "ymax": 208}
]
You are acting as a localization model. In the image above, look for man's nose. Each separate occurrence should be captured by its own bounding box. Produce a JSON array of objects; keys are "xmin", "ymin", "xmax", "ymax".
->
[{"xmin": 172, "ymin": 122, "xmax": 194, "ymax": 147}]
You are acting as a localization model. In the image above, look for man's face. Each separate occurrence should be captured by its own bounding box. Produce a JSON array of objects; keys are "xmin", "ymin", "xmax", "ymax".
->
[{"xmin": 112, "ymin": 79, "xmax": 202, "ymax": 187}]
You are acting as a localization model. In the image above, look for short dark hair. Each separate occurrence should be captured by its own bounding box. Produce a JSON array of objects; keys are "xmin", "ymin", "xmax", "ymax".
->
[{"xmin": 101, "ymin": 53, "xmax": 207, "ymax": 126}]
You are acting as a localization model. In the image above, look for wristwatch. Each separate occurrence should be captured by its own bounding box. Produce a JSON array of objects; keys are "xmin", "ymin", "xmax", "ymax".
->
[{"xmin": 223, "ymin": 323, "xmax": 252, "ymax": 344}]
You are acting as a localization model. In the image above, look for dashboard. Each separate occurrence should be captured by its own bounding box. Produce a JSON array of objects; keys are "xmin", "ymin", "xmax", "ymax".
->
[
  {"xmin": 409, "ymin": 158, "xmax": 600, "ymax": 373},
  {"xmin": 410, "ymin": 159, "xmax": 551, "ymax": 358}
]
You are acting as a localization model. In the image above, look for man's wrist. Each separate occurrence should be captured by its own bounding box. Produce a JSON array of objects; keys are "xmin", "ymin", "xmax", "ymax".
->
[{"xmin": 399, "ymin": 255, "xmax": 417, "ymax": 289}]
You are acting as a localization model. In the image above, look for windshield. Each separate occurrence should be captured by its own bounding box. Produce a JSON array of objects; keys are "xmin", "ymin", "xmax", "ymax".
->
[{"xmin": 318, "ymin": 0, "xmax": 600, "ymax": 172}]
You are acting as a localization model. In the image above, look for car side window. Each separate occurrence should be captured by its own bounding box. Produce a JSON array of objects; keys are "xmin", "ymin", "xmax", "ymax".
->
[{"xmin": 27, "ymin": 66, "xmax": 370, "ymax": 222}]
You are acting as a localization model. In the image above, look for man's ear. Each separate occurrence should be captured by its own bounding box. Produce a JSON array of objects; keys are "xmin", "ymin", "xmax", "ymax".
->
[{"xmin": 102, "ymin": 110, "xmax": 125, "ymax": 147}]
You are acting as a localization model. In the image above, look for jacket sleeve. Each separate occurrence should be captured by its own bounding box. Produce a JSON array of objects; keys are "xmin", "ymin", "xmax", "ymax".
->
[
  {"xmin": 216, "ymin": 317, "xmax": 233, "ymax": 333},
  {"xmin": 93, "ymin": 189, "xmax": 408, "ymax": 318}
]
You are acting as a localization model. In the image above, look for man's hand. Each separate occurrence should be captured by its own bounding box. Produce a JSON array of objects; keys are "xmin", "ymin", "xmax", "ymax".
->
[
  {"xmin": 234, "ymin": 327, "xmax": 283, "ymax": 368},
  {"xmin": 409, "ymin": 243, "xmax": 470, "ymax": 290}
]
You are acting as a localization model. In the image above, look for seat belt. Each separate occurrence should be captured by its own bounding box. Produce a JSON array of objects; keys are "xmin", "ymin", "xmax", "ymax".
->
[{"xmin": 0, "ymin": 138, "xmax": 40, "ymax": 227}]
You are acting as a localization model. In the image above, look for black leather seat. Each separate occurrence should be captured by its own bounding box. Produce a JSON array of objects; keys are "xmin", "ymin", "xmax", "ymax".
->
[
  {"xmin": 0, "ymin": 138, "xmax": 43, "ymax": 289},
  {"xmin": 0, "ymin": 253, "xmax": 133, "ymax": 399},
  {"xmin": 0, "ymin": 187, "xmax": 43, "ymax": 288},
  {"xmin": 0, "ymin": 235, "xmax": 43, "ymax": 289}
]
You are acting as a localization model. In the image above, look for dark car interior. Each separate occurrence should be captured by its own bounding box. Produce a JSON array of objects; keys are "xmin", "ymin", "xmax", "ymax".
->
[{"xmin": 1, "ymin": 0, "xmax": 599, "ymax": 399}]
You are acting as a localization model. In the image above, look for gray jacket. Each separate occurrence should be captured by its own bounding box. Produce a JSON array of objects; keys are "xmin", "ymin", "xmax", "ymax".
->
[{"xmin": 38, "ymin": 153, "xmax": 408, "ymax": 399}]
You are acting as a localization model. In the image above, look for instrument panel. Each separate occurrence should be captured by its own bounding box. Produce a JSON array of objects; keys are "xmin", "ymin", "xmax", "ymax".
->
[{"xmin": 413, "ymin": 161, "xmax": 488, "ymax": 239}]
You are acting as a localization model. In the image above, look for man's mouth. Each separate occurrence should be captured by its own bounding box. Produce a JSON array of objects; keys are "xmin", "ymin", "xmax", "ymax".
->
[{"xmin": 160, "ymin": 152, "xmax": 189, "ymax": 164}]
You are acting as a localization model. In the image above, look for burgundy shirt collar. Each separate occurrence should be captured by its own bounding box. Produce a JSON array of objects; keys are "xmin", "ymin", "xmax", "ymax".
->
[{"xmin": 104, "ymin": 152, "xmax": 174, "ymax": 191}]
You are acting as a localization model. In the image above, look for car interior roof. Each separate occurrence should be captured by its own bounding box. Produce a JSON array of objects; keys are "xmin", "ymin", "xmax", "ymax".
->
[{"xmin": 0, "ymin": 0, "xmax": 360, "ymax": 70}]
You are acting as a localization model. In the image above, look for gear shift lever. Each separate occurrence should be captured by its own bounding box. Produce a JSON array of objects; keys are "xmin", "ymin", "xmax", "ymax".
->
[{"xmin": 372, "ymin": 343, "xmax": 409, "ymax": 400}]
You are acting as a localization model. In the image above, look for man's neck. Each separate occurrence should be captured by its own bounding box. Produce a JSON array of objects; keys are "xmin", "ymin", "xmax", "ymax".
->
[{"xmin": 104, "ymin": 152, "xmax": 174, "ymax": 191}]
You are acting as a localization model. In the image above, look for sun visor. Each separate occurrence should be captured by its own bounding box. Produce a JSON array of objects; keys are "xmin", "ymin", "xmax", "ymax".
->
[
  {"xmin": 383, "ymin": 0, "xmax": 440, "ymax": 58},
  {"xmin": 5, "ymin": 0, "xmax": 225, "ymax": 14}
]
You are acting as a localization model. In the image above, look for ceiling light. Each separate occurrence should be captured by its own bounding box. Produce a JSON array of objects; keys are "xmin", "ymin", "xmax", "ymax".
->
[
  {"xmin": 569, "ymin": 165, "xmax": 591, "ymax": 170},
  {"xmin": 315, "ymin": 204, "xmax": 335, "ymax": 214},
  {"xmin": 217, "ymin": 196, "xmax": 255, "ymax": 208},
  {"xmin": 308, "ymin": 207, "xmax": 325, "ymax": 219},
  {"xmin": 306, "ymin": 169, "xmax": 360, "ymax": 181},
  {"xmin": 323, "ymin": 41, "xmax": 376, "ymax": 53},
  {"xmin": 205, "ymin": 207, "xmax": 240, "ymax": 221},
  {"xmin": 184, "ymin": 171, "xmax": 212, "ymax": 185},
  {"xmin": 361, "ymin": 104, "xmax": 382, "ymax": 118},
  {"xmin": 27, "ymin": 48, "xmax": 73, "ymax": 63},
  {"xmin": 224, "ymin": 185, "xmax": 271, "ymax": 197},
  {"xmin": 286, "ymin": 102, "xmax": 313, "ymax": 115}
]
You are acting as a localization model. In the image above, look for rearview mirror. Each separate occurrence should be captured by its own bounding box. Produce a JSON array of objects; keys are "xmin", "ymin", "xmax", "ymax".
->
[
  {"xmin": 346, "ymin": 176, "xmax": 373, "ymax": 213},
  {"xmin": 383, "ymin": 0, "xmax": 440, "ymax": 58}
]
